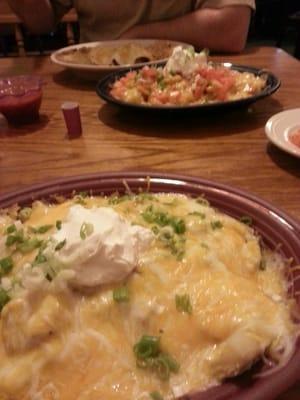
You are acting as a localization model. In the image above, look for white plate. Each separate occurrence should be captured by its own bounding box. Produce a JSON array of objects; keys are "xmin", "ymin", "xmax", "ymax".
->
[
  {"xmin": 265, "ymin": 108, "xmax": 300, "ymax": 158},
  {"xmin": 50, "ymin": 39, "xmax": 189, "ymax": 79}
]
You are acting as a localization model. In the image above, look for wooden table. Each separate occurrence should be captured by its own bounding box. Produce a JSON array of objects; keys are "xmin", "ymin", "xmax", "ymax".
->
[
  {"xmin": 0, "ymin": 46, "xmax": 299, "ymax": 221},
  {"xmin": 0, "ymin": 47, "xmax": 299, "ymax": 399}
]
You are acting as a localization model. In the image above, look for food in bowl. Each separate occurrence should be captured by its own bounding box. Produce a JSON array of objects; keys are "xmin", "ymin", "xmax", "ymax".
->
[
  {"xmin": 0, "ymin": 75, "xmax": 42, "ymax": 124},
  {"xmin": 110, "ymin": 46, "xmax": 267, "ymax": 106},
  {"xmin": 56, "ymin": 41, "xmax": 177, "ymax": 67},
  {"xmin": 0, "ymin": 190, "xmax": 298, "ymax": 399}
]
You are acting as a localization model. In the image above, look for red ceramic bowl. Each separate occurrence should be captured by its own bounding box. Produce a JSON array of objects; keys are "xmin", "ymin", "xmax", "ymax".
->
[
  {"xmin": 0, "ymin": 172, "xmax": 299, "ymax": 400},
  {"xmin": 0, "ymin": 75, "xmax": 42, "ymax": 124}
]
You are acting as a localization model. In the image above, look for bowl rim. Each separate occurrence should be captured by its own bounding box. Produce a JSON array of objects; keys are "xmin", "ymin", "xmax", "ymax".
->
[{"xmin": 0, "ymin": 75, "xmax": 42, "ymax": 99}]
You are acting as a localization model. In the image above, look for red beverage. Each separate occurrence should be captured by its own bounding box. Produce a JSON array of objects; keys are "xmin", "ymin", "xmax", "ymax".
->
[{"xmin": 0, "ymin": 76, "xmax": 42, "ymax": 124}]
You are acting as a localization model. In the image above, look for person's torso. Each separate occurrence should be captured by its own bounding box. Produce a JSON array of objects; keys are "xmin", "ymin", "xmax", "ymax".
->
[{"xmin": 73, "ymin": 0, "xmax": 197, "ymax": 42}]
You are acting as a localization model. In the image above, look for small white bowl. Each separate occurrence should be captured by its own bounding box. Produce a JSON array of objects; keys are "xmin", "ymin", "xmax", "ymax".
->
[{"xmin": 265, "ymin": 108, "xmax": 300, "ymax": 158}]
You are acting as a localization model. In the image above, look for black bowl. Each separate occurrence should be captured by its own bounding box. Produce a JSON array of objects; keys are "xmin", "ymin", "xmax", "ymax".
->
[{"xmin": 96, "ymin": 63, "xmax": 281, "ymax": 113}]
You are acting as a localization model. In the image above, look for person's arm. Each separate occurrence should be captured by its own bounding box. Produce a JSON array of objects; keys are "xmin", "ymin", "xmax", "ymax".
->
[
  {"xmin": 6, "ymin": 0, "xmax": 56, "ymax": 33},
  {"xmin": 121, "ymin": 6, "xmax": 251, "ymax": 53}
]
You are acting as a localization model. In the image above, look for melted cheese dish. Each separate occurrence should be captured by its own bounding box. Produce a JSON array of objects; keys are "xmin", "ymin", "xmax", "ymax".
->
[{"xmin": 0, "ymin": 192, "xmax": 298, "ymax": 400}]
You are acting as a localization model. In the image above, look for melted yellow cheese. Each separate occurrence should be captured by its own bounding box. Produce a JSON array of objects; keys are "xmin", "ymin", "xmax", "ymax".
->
[{"xmin": 0, "ymin": 193, "xmax": 297, "ymax": 400}]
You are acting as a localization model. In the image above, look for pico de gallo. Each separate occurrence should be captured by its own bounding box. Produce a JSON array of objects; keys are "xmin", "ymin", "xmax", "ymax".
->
[{"xmin": 110, "ymin": 46, "xmax": 267, "ymax": 106}]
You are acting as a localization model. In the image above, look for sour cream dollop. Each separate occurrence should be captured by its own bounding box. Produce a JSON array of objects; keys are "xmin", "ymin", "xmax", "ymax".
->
[
  {"xmin": 52, "ymin": 205, "xmax": 153, "ymax": 287},
  {"xmin": 165, "ymin": 46, "xmax": 208, "ymax": 77}
]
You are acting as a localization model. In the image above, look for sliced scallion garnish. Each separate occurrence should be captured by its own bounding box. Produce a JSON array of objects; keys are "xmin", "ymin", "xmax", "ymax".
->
[
  {"xmin": 175, "ymin": 294, "xmax": 192, "ymax": 315},
  {"xmin": 80, "ymin": 222, "xmax": 94, "ymax": 240},
  {"xmin": 211, "ymin": 220, "xmax": 223, "ymax": 230},
  {"xmin": 113, "ymin": 286, "xmax": 129, "ymax": 303},
  {"xmin": 240, "ymin": 215, "xmax": 253, "ymax": 226},
  {"xmin": 16, "ymin": 238, "xmax": 43, "ymax": 254},
  {"xmin": 56, "ymin": 220, "xmax": 62, "ymax": 230},
  {"xmin": 30, "ymin": 224, "xmax": 53, "ymax": 234},
  {"xmin": 18, "ymin": 207, "xmax": 32, "ymax": 222},
  {"xmin": 0, "ymin": 288, "xmax": 10, "ymax": 312},
  {"xmin": 0, "ymin": 256, "xmax": 13, "ymax": 276},
  {"xmin": 55, "ymin": 239, "xmax": 66, "ymax": 251},
  {"xmin": 134, "ymin": 335, "xmax": 161, "ymax": 360},
  {"xmin": 150, "ymin": 391, "xmax": 164, "ymax": 400},
  {"xmin": 6, "ymin": 224, "xmax": 17, "ymax": 234}
]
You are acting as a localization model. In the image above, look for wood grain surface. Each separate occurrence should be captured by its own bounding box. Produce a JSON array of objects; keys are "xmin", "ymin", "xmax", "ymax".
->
[
  {"xmin": 0, "ymin": 46, "xmax": 299, "ymax": 398},
  {"xmin": 0, "ymin": 47, "xmax": 299, "ymax": 221}
]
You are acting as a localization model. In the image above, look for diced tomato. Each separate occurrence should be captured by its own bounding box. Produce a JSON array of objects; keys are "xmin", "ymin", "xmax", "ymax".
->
[{"xmin": 140, "ymin": 66, "xmax": 158, "ymax": 81}]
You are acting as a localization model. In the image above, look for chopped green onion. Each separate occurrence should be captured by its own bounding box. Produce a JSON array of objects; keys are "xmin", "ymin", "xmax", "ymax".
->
[
  {"xmin": 175, "ymin": 294, "xmax": 192, "ymax": 315},
  {"xmin": 113, "ymin": 286, "xmax": 129, "ymax": 303},
  {"xmin": 74, "ymin": 192, "xmax": 88, "ymax": 205},
  {"xmin": 240, "ymin": 215, "xmax": 253, "ymax": 226},
  {"xmin": 153, "ymin": 356, "xmax": 170, "ymax": 380},
  {"xmin": 151, "ymin": 226, "xmax": 159, "ymax": 235},
  {"xmin": 160, "ymin": 353, "xmax": 180, "ymax": 373},
  {"xmin": 134, "ymin": 335, "xmax": 161, "ymax": 359},
  {"xmin": 108, "ymin": 194, "xmax": 132, "ymax": 205},
  {"xmin": 259, "ymin": 258, "xmax": 266, "ymax": 270},
  {"xmin": 150, "ymin": 391, "xmax": 164, "ymax": 400},
  {"xmin": 55, "ymin": 239, "xmax": 66, "ymax": 251},
  {"xmin": 33, "ymin": 252, "xmax": 47, "ymax": 265},
  {"xmin": 80, "ymin": 222, "xmax": 94, "ymax": 240},
  {"xmin": 134, "ymin": 335, "xmax": 180, "ymax": 381},
  {"xmin": 6, "ymin": 229, "xmax": 24, "ymax": 246},
  {"xmin": 196, "ymin": 197, "xmax": 209, "ymax": 206},
  {"xmin": 211, "ymin": 220, "xmax": 223, "ymax": 230},
  {"xmin": 56, "ymin": 220, "xmax": 62, "ymax": 230},
  {"xmin": 0, "ymin": 256, "xmax": 13, "ymax": 276},
  {"xmin": 17, "ymin": 238, "xmax": 42, "ymax": 254},
  {"xmin": 158, "ymin": 231, "xmax": 185, "ymax": 261},
  {"xmin": 157, "ymin": 76, "xmax": 166, "ymax": 90},
  {"xmin": 18, "ymin": 207, "xmax": 32, "ymax": 222},
  {"xmin": 142, "ymin": 206, "xmax": 186, "ymax": 234},
  {"xmin": 74, "ymin": 197, "xmax": 87, "ymax": 206},
  {"xmin": 6, "ymin": 224, "xmax": 17, "ymax": 234},
  {"xmin": 188, "ymin": 211, "xmax": 206, "ymax": 219},
  {"xmin": 171, "ymin": 218, "xmax": 186, "ymax": 234},
  {"xmin": 78, "ymin": 191, "xmax": 88, "ymax": 198},
  {"xmin": 136, "ymin": 193, "xmax": 155, "ymax": 203},
  {"xmin": 0, "ymin": 288, "xmax": 10, "ymax": 312},
  {"xmin": 30, "ymin": 224, "xmax": 53, "ymax": 234}
]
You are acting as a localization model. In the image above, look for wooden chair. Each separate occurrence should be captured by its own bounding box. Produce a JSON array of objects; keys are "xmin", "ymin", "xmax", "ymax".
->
[
  {"xmin": 0, "ymin": 1, "xmax": 78, "ymax": 56},
  {"xmin": 289, "ymin": 11, "xmax": 300, "ymax": 59}
]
